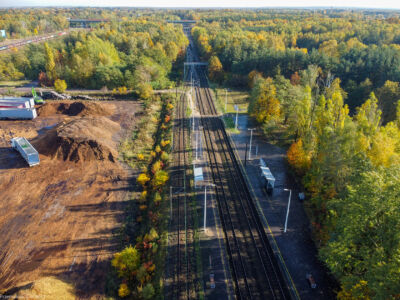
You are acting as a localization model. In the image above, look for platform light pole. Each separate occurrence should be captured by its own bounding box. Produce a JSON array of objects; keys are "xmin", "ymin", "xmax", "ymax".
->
[
  {"xmin": 234, "ymin": 105, "xmax": 239, "ymax": 130},
  {"xmin": 284, "ymin": 188, "xmax": 292, "ymax": 233},
  {"xmin": 248, "ymin": 128, "xmax": 256, "ymax": 160},
  {"xmin": 204, "ymin": 182, "xmax": 216, "ymax": 231}
]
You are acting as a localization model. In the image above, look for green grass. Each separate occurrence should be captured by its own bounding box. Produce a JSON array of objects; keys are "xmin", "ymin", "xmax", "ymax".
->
[
  {"xmin": 213, "ymin": 88, "xmax": 249, "ymax": 114},
  {"xmin": 0, "ymin": 80, "xmax": 31, "ymax": 87},
  {"xmin": 222, "ymin": 115, "xmax": 240, "ymax": 134}
]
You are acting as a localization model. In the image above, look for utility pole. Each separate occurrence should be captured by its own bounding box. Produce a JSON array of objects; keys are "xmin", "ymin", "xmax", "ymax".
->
[
  {"xmin": 196, "ymin": 129, "xmax": 199, "ymax": 160},
  {"xmin": 248, "ymin": 128, "xmax": 256, "ymax": 160},
  {"xmin": 284, "ymin": 188, "xmax": 292, "ymax": 233}
]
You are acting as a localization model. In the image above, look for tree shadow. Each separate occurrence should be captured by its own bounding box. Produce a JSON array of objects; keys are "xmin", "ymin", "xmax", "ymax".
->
[{"xmin": 0, "ymin": 147, "xmax": 27, "ymax": 170}]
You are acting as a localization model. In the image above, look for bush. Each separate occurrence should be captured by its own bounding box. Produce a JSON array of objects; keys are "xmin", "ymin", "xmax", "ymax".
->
[
  {"xmin": 118, "ymin": 283, "xmax": 130, "ymax": 298},
  {"xmin": 137, "ymin": 173, "xmax": 150, "ymax": 186},
  {"xmin": 152, "ymin": 170, "xmax": 169, "ymax": 188},
  {"xmin": 54, "ymin": 79, "xmax": 67, "ymax": 93},
  {"xmin": 151, "ymin": 160, "xmax": 162, "ymax": 174},
  {"xmin": 137, "ymin": 83, "xmax": 153, "ymax": 100},
  {"xmin": 161, "ymin": 151, "xmax": 169, "ymax": 162},
  {"xmin": 141, "ymin": 283, "xmax": 155, "ymax": 299},
  {"xmin": 111, "ymin": 245, "xmax": 141, "ymax": 280}
]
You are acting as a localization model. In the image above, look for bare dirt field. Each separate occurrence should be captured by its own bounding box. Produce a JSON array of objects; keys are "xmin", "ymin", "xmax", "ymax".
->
[{"xmin": 0, "ymin": 100, "xmax": 141, "ymax": 298}]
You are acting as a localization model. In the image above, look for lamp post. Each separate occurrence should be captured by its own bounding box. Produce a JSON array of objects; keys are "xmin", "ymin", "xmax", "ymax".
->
[
  {"xmin": 283, "ymin": 188, "xmax": 292, "ymax": 233},
  {"xmin": 248, "ymin": 128, "xmax": 256, "ymax": 160},
  {"xmin": 234, "ymin": 105, "xmax": 239, "ymax": 130}
]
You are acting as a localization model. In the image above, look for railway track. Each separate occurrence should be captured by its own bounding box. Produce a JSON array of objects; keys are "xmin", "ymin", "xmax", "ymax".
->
[
  {"xmin": 168, "ymin": 90, "xmax": 197, "ymax": 299},
  {"xmin": 193, "ymin": 67, "xmax": 291, "ymax": 299}
]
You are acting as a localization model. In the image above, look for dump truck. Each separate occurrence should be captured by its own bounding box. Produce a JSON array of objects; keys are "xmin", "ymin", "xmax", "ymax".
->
[{"xmin": 10, "ymin": 137, "xmax": 40, "ymax": 167}]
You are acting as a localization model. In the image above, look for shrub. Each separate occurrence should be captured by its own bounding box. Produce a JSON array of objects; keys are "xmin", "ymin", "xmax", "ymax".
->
[
  {"xmin": 118, "ymin": 86, "xmax": 128, "ymax": 94},
  {"xmin": 139, "ymin": 190, "xmax": 148, "ymax": 203},
  {"xmin": 137, "ymin": 83, "xmax": 153, "ymax": 100},
  {"xmin": 111, "ymin": 245, "xmax": 141, "ymax": 280},
  {"xmin": 160, "ymin": 140, "xmax": 170, "ymax": 147},
  {"xmin": 161, "ymin": 151, "xmax": 169, "ymax": 162},
  {"xmin": 118, "ymin": 283, "xmax": 130, "ymax": 298},
  {"xmin": 54, "ymin": 79, "xmax": 67, "ymax": 93},
  {"xmin": 137, "ymin": 153, "xmax": 145, "ymax": 160},
  {"xmin": 154, "ymin": 192, "xmax": 162, "ymax": 204},
  {"xmin": 141, "ymin": 283, "xmax": 155, "ymax": 300},
  {"xmin": 155, "ymin": 145, "xmax": 161, "ymax": 153},
  {"xmin": 151, "ymin": 160, "xmax": 162, "ymax": 174},
  {"xmin": 152, "ymin": 170, "xmax": 169, "ymax": 188},
  {"xmin": 137, "ymin": 173, "xmax": 150, "ymax": 186}
]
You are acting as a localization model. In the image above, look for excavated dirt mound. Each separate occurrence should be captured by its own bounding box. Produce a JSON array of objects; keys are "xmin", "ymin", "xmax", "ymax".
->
[
  {"xmin": 37, "ymin": 101, "xmax": 113, "ymax": 117},
  {"xmin": 32, "ymin": 117, "xmax": 120, "ymax": 162}
]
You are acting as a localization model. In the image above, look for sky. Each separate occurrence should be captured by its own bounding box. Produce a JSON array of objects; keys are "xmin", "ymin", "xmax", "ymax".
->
[{"xmin": 1, "ymin": 0, "xmax": 400, "ymax": 9}]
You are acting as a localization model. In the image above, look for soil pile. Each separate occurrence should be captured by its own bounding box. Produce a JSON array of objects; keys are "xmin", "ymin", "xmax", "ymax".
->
[
  {"xmin": 37, "ymin": 101, "xmax": 113, "ymax": 117},
  {"xmin": 32, "ymin": 117, "xmax": 120, "ymax": 162}
]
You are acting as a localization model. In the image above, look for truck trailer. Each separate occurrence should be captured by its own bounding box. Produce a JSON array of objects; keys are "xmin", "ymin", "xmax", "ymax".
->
[
  {"xmin": 0, "ymin": 108, "xmax": 37, "ymax": 119},
  {"xmin": 0, "ymin": 97, "xmax": 35, "ymax": 107},
  {"xmin": 10, "ymin": 137, "xmax": 40, "ymax": 167}
]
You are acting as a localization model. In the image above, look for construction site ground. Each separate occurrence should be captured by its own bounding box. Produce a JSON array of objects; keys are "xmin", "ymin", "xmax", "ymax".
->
[{"xmin": 0, "ymin": 100, "xmax": 141, "ymax": 298}]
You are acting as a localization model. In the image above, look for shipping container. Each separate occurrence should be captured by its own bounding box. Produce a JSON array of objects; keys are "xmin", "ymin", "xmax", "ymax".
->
[
  {"xmin": 11, "ymin": 137, "xmax": 40, "ymax": 167},
  {"xmin": 0, "ymin": 108, "xmax": 37, "ymax": 119},
  {"xmin": 0, "ymin": 97, "xmax": 35, "ymax": 107}
]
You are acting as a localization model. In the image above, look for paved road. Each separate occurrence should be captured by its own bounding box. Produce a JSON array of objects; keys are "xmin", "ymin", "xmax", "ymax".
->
[{"xmin": 228, "ymin": 113, "xmax": 337, "ymax": 300}]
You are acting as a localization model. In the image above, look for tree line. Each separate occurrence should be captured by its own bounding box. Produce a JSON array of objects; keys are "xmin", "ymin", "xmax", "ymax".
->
[
  {"xmin": 192, "ymin": 9, "xmax": 400, "ymax": 299},
  {"xmin": 0, "ymin": 17, "xmax": 188, "ymax": 98}
]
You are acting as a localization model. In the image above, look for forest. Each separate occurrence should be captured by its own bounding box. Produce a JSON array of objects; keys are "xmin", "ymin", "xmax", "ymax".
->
[
  {"xmin": 0, "ymin": 8, "xmax": 188, "ymax": 97},
  {"xmin": 191, "ymin": 9, "xmax": 400, "ymax": 299},
  {"xmin": 1, "ymin": 7, "xmax": 400, "ymax": 299}
]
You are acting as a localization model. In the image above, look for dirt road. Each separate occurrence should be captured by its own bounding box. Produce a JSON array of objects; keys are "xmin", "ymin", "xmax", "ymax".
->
[{"xmin": 0, "ymin": 100, "xmax": 141, "ymax": 298}]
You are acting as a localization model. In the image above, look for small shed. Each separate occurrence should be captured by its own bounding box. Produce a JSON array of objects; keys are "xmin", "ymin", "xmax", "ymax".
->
[
  {"xmin": 194, "ymin": 167, "xmax": 204, "ymax": 187},
  {"xmin": 259, "ymin": 158, "xmax": 275, "ymax": 194}
]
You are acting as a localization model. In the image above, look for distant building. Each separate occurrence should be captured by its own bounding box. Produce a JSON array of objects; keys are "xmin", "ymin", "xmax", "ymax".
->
[
  {"xmin": 68, "ymin": 18, "xmax": 110, "ymax": 28},
  {"xmin": 0, "ymin": 30, "xmax": 6, "ymax": 38}
]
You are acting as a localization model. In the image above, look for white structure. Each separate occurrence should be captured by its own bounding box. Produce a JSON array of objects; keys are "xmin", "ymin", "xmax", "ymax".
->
[
  {"xmin": 0, "ymin": 108, "xmax": 37, "ymax": 119},
  {"xmin": 0, "ymin": 30, "xmax": 6, "ymax": 38},
  {"xmin": 0, "ymin": 97, "xmax": 35, "ymax": 108},
  {"xmin": 11, "ymin": 137, "xmax": 40, "ymax": 167},
  {"xmin": 259, "ymin": 158, "xmax": 275, "ymax": 194}
]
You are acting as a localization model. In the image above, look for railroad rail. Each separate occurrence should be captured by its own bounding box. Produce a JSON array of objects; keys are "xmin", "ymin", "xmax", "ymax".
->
[
  {"xmin": 192, "ymin": 67, "xmax": 291, "ymax": 299},
  {"xmin": 168, "ymin": 89, "xmax": 197, "ymax": 299},
  {"xmin": 0, "ymin": 31, "xmax": 67, "ymax": 52}
]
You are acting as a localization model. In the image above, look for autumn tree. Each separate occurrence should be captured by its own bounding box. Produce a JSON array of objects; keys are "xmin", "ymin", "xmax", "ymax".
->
[
  {"xmin": 208, "ymin": 55, "xmax": 224, "ymax": 83},
  {"xmin": 44, "ymin": 42, "xmax": 56, "ymax": 83},
  {"xmin": 249, "ymin": 77, "xmax": 281, "ymax": 124}
]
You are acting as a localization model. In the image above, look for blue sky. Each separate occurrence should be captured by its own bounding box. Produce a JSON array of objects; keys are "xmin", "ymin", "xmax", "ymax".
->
[{"xmin": 1, "ymin": 0, "xmax": 400, "ymax": 9}]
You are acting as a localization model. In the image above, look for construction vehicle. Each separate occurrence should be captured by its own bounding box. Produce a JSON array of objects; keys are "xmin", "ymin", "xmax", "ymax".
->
[{"xmin": 31, "ymin": 87, "xmax": 44, "ymax": 104}]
